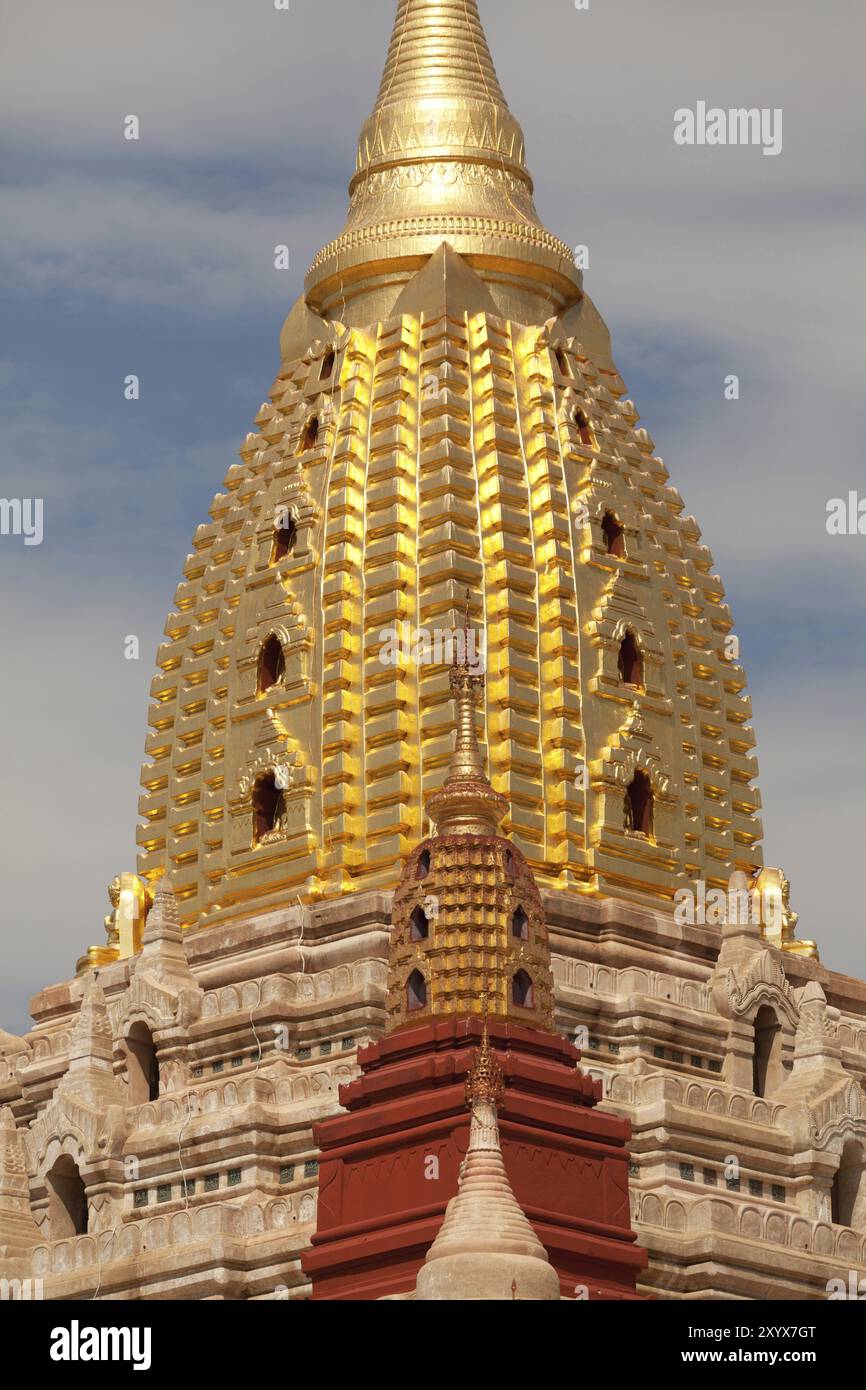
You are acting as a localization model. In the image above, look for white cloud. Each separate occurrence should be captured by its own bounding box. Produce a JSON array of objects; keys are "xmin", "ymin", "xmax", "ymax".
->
[
  {"xmin": 0, "ymin": 176, "xmax": 328, "ymax": 312},
  {"xmin": 0, "ymin": 0, "xmax": 383, "ymax": 162}
]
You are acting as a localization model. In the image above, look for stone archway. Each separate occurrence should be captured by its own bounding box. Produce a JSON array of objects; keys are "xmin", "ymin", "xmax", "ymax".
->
[
  {"xmin": 46, "ymin": 1153, "xmax": 88, "ymax": 1238},
  {"xmin": 124, "ymin": 1020, "xmax": 160, "ymax": 1106},
  {"xmin": 752, "ymin": 1004, "xmax": 784, "ymax": 1098}
]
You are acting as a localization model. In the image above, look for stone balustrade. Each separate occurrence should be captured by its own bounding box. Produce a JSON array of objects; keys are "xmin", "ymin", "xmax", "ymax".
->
[
  {"xmin": 552, "ymin": 956, "xmax": 712, "ymax": 1011},
  {"xmin": 198, "ymin": 960, "xmax": 387, "ymax": 1019},
  {"xmin": 127, "ymin": 1064, "xmax": 357, "ymax": 1131},
  {"xmin": 633, "ymin": 1189, "xmax": 866, "ymax": 1264},
  {"xmin": 30, "ymin": 1194, "xmax": 318, "ymax": 1276},
  {"xmin": 608, "ymin": 1070, "xmax": 787, "ymax": 1125}
]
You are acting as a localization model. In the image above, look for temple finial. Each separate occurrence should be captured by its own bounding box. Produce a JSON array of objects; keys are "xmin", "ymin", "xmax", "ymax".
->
[
  {"xmin": 305, "ymin": 0, "xmax": 580, "ymax": 323},
  {"xmin": 459, "ymin": 587, "xmax": 472, "ymax": 656},
  {"xmin": 466, "ymin": 995, "xmax": 504, "ymax": 1110},
  {"xmin": 425, "ymin": 592, "xmax": 507, "ymax": 836}
]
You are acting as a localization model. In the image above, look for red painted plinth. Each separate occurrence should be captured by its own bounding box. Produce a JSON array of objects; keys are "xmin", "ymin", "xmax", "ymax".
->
[{"xmin": 302, "ymin": 1017, "xmax": 647, "ymax": 1300}]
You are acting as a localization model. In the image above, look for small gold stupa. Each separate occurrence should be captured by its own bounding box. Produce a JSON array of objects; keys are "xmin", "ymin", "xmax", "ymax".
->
[{"xmin": 387, "ymin": 595, "xmax": 555, "ymax": 1030}]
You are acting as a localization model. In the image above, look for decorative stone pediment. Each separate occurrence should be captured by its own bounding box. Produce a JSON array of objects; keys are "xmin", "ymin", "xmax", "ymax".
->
[
  {"xmin": 24, "ymin": 979, "xmax": 128, "ymax": 1176},
  {"xmin": 795, "ymin": 981, "xmax": 836, "ymax": 1044},
  {"xmin": 25, "ymin": 1092, "xmax": 120, "ymax": 1174},
  {"xmin": 586, "ymin": 578, "xmax": 660, "ymax": 652},
  {"xmin": 226, "ymin": 735, "xmax": 315, "ymax": 859},
  {"xmin": 721, "ymin": 948, "xmax": 799, "ymax": 1027},
  {"xmin": 808, "ymin": 1078, "xmax": 866, "ymax": 1149},
  {"xmin": 54, "ymin": 975, "xmax": 120, "ymax": 1111},
  {"xmin": 111, "ymin": 977, "xmax": 200, "ymax": 1040},
  {"xmin": 557, "ymin": 382, "xmax": 597, "ymax": 432}
]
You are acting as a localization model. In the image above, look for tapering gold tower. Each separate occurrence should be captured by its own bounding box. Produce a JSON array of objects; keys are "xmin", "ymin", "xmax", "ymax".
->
[{"xmin": 136, "ymin": 0, "xmax": 766, "ymax": 945}]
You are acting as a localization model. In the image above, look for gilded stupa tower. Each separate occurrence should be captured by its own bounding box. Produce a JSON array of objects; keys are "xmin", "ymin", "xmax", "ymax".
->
[{"xmin": 136, "ymin": 0, "xmax": 762, "ymax": 932}]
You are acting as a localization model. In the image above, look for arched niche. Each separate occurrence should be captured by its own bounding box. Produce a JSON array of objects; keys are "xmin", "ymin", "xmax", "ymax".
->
[
  {"xmin": 46, "ymin": 1154, "xmax": 88, "ymax": 1238},
  {"xmin": 625, "ymin": 769, "xmax": 653, "ymax": 838},
  {"xmin": 752, "ymin": 1004, "xmax": 784, "ymax": 1098},
  {"xmin": 124, "ymin": 1020, "xmax": 160, "ymax": 1106},
  {"xmin": 832, "ymin": 1140, "xmax": 866, "ymax": 1230},
  {"xmin": 406, "ymin": 969, "xmax": 427, "ymax": 1012}
]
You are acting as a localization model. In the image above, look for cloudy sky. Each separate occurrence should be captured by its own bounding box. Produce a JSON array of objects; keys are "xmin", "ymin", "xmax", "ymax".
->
[{"xmin": 1, "ymin": 0, "xmax": 864, "ymax": 1034}]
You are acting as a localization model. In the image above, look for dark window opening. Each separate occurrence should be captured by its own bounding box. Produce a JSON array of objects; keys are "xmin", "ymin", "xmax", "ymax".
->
[
  {"xmin": 126, "ymin": 1022, "xmax": 159, "ymax": 1105},
  {"xmin": 618, "ymin": 631, "xmax": 644, "ymax": 687},
  {"xmin": 831, "ymin": 1141, "xmax": 866, "ymax": 1227},
  {"xmin": 253, "ymin": 772, "xmax": 284, "ymax": 843},
  {"xmin": 554, "ymin": 346, "xmax": 569, "ymax": 377},
  {"xmin": 504, "ymin": 848, "xmax": 516, "ymax": 879},
  {"xmin": 512, "ymin": 970, "xmax": 534, "ymax": 1008},
  {"xmin": 47, "ymin": 1156, "xmax": 88, "ymax": 1238},
  {"xmin": 625, "ymin": 771, "xmax": 653, "ymax": 837},
  {"xmin": 416, "ymin": 849, "xmax": 431, "ymax": 880},
  {"xmin": 572, "ymin": 407, "xmax": 593, "ymax": 447},
  {"xmin": 406, "ymin": 969, "xmax": 427, "ymax": 1012},
  {"xmin": 258, "ymin": 635, "xmax": 286, "ymax": 694},
  {"xmin": 512, "ymin": 905, "xmax": 529, "ymax": 940},
  {"xmin": 602, "ymin": 510, "xmax": 625, "ymax": 558},
  {"xmin": 752, "ymin": 1005, "xmax": 781, "ymax": 1099},
  {"xmin": 301, "ymin": 415, "xmax": 320, "ymax": 452},
  {"xmin": 272, "ymin": 513, "xmax": 297, "ymax": 563},
  {"xmin": 410, "ymin": 905, "xmax": 429, "ymax": 941},
  {"xmin": 320, "ymin": 349, "xmax": 335, "ymax": 381}
]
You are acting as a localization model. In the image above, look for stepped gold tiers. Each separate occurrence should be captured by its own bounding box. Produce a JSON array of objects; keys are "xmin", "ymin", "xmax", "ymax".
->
[
  {"xmin": 136, "ymin": 242, "xmax": 766, "ymax": 932},
  {"xmin": 134, "ymin": 0, "xmax": 774, "ymax": 946}
]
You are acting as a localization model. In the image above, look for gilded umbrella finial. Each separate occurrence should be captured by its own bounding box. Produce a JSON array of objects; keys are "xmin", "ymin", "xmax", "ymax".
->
[
  {"xmin": 466, "ymin": 990, "xmax": 504, "ymax": 1108},
  {"xmin": 425, "ymin": 589, "xmax": 508, "ymax": 837}
]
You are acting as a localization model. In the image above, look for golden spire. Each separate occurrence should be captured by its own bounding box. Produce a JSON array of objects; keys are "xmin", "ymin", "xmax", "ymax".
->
[
  {"xmin": 305, "ymin": 0, "xmax": 580, "ymax": 321},
  {"xmin": 353, "ymin": 0, "xmax": 530, "ymax": 206},
  {"xmin": 424, "ymin": 592, "xmax": 508, "ymax": 837},
  {"xmin": 370, "ymin": 0, "xmax": 510, "ymax": 105}
]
